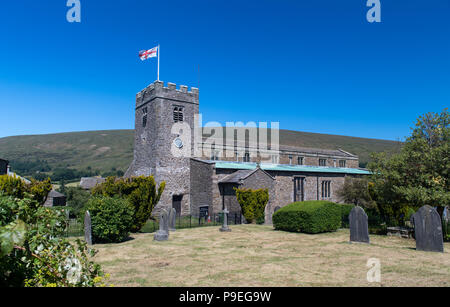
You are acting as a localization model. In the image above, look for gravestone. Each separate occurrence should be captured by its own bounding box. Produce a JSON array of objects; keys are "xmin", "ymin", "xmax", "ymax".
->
[
  {"xmin": 169, "ymin": 208, "xmax": 176, "ymax": 232},
  {"xmin": 349, "ymin": 206, "xmax": 370, "ymax": 244},
  {"xmin": 154, "ymin": 209, "xmax": 169, "ymax": 241},
  {"xmin": 219, "ymin": 208, "xmax": 231, "ymax": 232},
  {"xmin": 84, "ymin": 210, "xmax": 92, "ymax": 245},
  {"xmin": 411, "ymin": 205, "xmax": 444, "ymax": 253}
]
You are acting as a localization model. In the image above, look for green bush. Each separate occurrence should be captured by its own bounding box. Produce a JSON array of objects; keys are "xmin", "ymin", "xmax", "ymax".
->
[
  {"xmin": 63, "ymin": 187, "xmax": 91, "ymax": 219},
  {"xmin": 85, "ymin": 197, "xmax": 134, "ymax": 243},
  {"xmin": 92, "ymin": 176, "xmax": 165, "ymax": 232},
  {"xmin": 235, "ymin": 188, "xmax": 269, "ymax": 224},
  {"xmin": 0, "ymin": 194, "xmax": 105, "ymax": 287},
  {"xmin": 272, "ymin": 201, "xmax": 341, "ymax": 234}
]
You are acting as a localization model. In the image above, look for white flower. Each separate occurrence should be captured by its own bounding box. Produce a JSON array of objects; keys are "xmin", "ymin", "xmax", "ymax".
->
[{"xmin": 64, "ymin": 257, "xmax": 82, "ymax": 285}]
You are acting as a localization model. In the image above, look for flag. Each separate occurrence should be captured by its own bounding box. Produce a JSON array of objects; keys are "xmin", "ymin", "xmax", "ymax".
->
[{"xmin": 139, "ymin": 46, "xmax": 158, "ymax": 61}]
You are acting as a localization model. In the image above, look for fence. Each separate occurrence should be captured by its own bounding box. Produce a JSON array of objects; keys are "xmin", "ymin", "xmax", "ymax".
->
[
  {"xmin": 63, "ymin": 212, "xmax": 244, "ymax": 237},
  {"xmin": 140, "ymin": 212, "xmax": 244, "ymax": 233},
  {"xmin": 64, "ymin": 219, "xmax": 84, "ymax": 237}
]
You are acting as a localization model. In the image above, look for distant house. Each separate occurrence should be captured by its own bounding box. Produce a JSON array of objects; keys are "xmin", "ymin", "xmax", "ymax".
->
[
  {"xmin": 44, "ymin": 190, "xmax": 67, "ymax": 207},
  {"xmin": 80, "ymin": 177, "xmax": 106, "ymax": 190},
  {"xmin": 0, "ymin": 159, "xmax": 8, "ymax": 175}
]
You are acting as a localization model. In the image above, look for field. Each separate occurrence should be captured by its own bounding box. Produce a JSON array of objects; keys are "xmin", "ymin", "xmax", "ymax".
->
[
  {"xmin": 93, "ymin": 225, "xmax": 450, "ymax": 287},
  {"xmin": 0, "ymin": 128, "xmax": 401, "ymax": 178}
]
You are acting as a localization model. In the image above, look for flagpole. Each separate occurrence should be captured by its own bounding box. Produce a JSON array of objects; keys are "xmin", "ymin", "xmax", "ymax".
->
[{"xmin": 157, "ymin": 44, "xmax": 160, "ymax": 81}]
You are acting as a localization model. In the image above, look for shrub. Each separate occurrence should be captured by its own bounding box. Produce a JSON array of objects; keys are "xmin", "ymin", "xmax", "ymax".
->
[
  {"xmin": 0, "ymin": 194, "xmax": 106, "ymax": 287},
  {"xmin": 272, "ymin": 201, "xmax": 341, "ymax": 234},
  {"xmin": 235, "ymin": 188, "xmax": 269, "ymax": 224},
  {"xmin": 92, "ymin": 176, "xmax": 165, "ymax": 232},
  {"xmin": 0, "ymin": 175, "xmax": 52, "ymax": 205},
  {"xmin": 85, "ymin": 197, "xmax": 134, "ymax": 243}
]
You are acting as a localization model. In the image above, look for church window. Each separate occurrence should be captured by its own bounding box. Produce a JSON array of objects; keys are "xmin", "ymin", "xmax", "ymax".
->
[
  {"xmin": 243, "ymin": 152, "xmax": 250, "ymax": 162},
  {"xmin": 339, "ymin": 160, "xmax": 346, "ymax": 168},
  {"xmin": 173, "ymin": 106, "xmax": 184, "ymax": 122},
  {"xmin": 298, "ymin": 157, "xmax": 304, "ymax": 165},
  {"xmin": 321, "ymin": 181, "xmax": 331, "ymax": 198},
  {"xmin": 319, "ymin": 159, "xmax": 327, "ymax": 166}
]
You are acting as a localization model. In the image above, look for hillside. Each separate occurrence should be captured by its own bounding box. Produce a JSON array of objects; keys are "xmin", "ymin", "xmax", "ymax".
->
[{"xmin": 0, "ymin": 129, "xmax": 401, "ymax": 180}]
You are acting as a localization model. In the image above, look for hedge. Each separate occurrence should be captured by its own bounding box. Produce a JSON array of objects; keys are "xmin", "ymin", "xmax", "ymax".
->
[{"xmin": 272, "ymin": 201, "xmax": 341, "ymax": 234}]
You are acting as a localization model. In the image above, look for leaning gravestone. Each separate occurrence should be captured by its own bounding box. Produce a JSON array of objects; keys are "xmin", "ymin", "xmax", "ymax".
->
[
  {"xmin": 154, "ymin": 209, "xmax": 169, "ymax": 241},
  {"xmin": 169, "ymin": 208, "xmax": 176, "ymax": 232},
  {"xmin": 84, "ymin": 210, "xmax": 92, "ymax": 245},
  {"xmin": 349, "ymin": 206, "xmax": 370, "ymax": 244},
  {"xmin": 411, "ymin": 205, "xmax": 444, "ymax": 253}
]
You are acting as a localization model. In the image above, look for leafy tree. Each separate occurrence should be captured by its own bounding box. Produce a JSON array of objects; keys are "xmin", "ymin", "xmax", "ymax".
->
[
  {"xmin": 336, "ymin": 177, "xmax": 376, "ymax": 209},
  {"xmin": 92, "ymin": 176, "xmax": 165, "ymax": 232},
  {"xmin": 234, "ymin": 188, "xmax": 269, "ymax": 224},
  {"xmin": 63, "ymin": 187, "xmax": 91, "ymax": 219},
  {"xmin": 368, "ymin": 109, "xmax": 449, "ymax": 222}
]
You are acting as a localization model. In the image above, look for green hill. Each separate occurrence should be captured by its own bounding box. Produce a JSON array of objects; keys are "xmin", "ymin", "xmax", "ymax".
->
[{"xmin": 0, "ymin": 129, "xmax": 401, "ymax": 181}]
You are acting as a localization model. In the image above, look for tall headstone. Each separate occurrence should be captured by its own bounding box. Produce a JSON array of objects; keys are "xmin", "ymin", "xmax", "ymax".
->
[
  {"xmin": 349, "ymin": 206, "xmax": 370, "ymax": 244},
  {"xmin": 220, "ymin": 208, "xmax": 231, "ymax": 232},
  {"xmin": 411, "ymin": 205, "xmax": 444, "ymax": 253},
  {"xmin": 154, "ymin": 209, "xmax": 169, "ymax": 241},
  {"xmin": 169, "ymin": 208, "xmax": 176, "ymax": 232},
  {"xmin": 84, "ymin": 210, "xmax": 92, "ymax": 245}
]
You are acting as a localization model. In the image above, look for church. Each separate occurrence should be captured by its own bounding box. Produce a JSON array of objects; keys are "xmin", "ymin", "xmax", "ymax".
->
[{"xmin": 125, "ymin": 80, "xmax": 370, "ymax": 223}]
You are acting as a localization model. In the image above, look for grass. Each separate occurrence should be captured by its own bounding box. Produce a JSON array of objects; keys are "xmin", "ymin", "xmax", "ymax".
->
[{"xmin": 92, "ymin": 225, "xmax": 450, "ymax": 287}]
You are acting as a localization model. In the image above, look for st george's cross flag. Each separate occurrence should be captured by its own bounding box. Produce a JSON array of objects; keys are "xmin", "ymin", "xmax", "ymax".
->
[{"xmin": 139, "ymin": 46, "xmax": 158, "ymax": 61}]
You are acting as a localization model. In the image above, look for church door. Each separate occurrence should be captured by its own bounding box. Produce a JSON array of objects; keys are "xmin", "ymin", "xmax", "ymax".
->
[{"xmin": 172, "ymin": 195, "xmax": 182, "ymax": 217}]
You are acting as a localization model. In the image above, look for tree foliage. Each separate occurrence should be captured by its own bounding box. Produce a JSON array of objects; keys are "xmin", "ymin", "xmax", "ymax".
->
[
  {"xmin": 336, "ymin": 177, "xmax": 376, "ymax": 209},
  {"xmin": 0, "ymin": 175, "xmax": 52, "ymax": 205},
  {"xmin": 92, "ymin": 176, "xmax": 166, "ymax": 232},
  {"xmin": 234, "ymin": 188, "xmax": 269, "ymax": 224},
  {"xmin": 368, "ymin": 109, "xmax": 449, "ymax": 221},
  {"xmin": 85, "ymin": 197, "xmax": 134, "ymax": 244}
]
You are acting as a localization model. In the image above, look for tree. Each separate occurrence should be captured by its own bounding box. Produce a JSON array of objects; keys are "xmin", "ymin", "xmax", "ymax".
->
[
  {"xmin": 91, "ymin": 176, "xmax": 165, "ymax": 232},
  {"xmin": 234, "ymin": 188, "xmax": 269, "ymax": 224},
  {"xmin": 368, "ymin": 109, "xmax": 449, "ymax": 221},
  {"xmin": 336, "ymin": 177, "xmax": 375, "ymax": 208}
]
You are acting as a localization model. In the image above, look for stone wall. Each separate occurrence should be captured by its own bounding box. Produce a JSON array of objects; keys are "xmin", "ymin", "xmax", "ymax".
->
[{"xmin": 190, "ymin": 159, "xmax": 214, "ymax": 216}]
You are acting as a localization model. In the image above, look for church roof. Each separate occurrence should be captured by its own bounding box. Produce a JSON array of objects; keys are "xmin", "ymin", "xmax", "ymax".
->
[{"xmin": 214, "ymin": 161, "xmax": 371, "ymax": 175}]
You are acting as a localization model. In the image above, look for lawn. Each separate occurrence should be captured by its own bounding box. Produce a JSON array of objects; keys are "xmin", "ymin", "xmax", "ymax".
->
[{"xmin": 92, "ymin": 225, "xmax": 450, "ymax": 287}]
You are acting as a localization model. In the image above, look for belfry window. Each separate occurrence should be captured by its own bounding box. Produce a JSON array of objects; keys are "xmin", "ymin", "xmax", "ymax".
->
[
  {"xmin": 298, "ymin": 157, "xmax": 304, "ymax": 165},
  {"xmin": 173, "ymin": 106, "xmax": 184, "ymax": 122},
  {"xmin": 339, "ymin": 160, "xmax": 346, "ymax": 168},
  {"xmin": 319, "ymin": 159, "xmax": 327, "ymax": 167}
]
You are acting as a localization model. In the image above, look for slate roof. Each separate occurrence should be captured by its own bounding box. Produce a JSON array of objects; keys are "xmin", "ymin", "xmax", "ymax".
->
[
  {"xmin": 219, "ymin": 169, "xmax": 257, "ymax": 184},
  {"xmin": 48, "ymin": 190, "xmax": 66, "ymax": 198},
  {"xmin": 80, "ymin": 177, "xmax": 106, "ymax": 190}
]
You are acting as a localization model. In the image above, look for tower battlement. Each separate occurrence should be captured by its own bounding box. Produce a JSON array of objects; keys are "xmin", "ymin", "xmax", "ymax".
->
[{"xmin": 136, "ymin": 81, "xmax": 199, "ymax": 107}]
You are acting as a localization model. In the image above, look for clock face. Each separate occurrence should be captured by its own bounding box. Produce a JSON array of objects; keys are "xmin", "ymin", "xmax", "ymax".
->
[{"xmin": 174, "ymin": 137, "xmax": 184, "ymax": 149}]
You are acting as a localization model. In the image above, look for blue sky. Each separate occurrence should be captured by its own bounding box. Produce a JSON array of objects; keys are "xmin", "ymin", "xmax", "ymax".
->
[{"xmin": 0, "ymin": 0, "xmax": 448, "ymax": 140}]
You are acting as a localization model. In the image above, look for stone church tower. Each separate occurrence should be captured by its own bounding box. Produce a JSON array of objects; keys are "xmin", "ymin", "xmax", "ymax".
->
[{"xmin": 125, "ymin": 80, "xmax": 199, "ymax": 215}]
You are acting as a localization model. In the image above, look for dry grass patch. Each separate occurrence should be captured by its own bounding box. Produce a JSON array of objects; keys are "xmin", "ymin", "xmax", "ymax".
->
[{"xmin": 92, "ymin": 225, "xmax": 450, "ymax": 287}]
